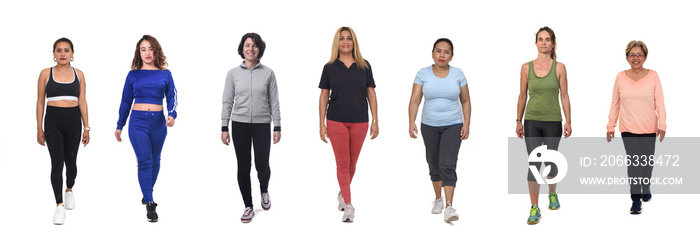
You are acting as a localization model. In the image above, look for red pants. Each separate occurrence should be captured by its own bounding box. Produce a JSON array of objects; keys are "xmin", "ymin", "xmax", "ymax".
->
[{"xmin": 326, "ymin": 119, "xmax": 368, "ymax": 203}]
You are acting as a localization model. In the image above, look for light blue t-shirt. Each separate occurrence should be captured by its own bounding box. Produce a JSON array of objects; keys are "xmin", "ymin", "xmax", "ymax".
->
[{"xmin": 414, "ymin": 66, "xmax": 468, "ymax": 127}]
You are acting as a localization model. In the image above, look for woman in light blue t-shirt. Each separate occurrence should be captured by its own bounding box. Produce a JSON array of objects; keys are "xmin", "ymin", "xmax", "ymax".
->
[{"xmin": 408, "ymin": 38, "xmax": 471, "ymax": 223}]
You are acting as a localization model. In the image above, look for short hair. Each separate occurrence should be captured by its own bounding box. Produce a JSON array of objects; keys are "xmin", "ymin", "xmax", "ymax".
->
[
  {"xmin": 432, "ymin": 38, "xmax": 453, "ymax": 55},
  {"xmin": 625, "ymin": 40, "xmax": 648, "ymax": 57},
  {"xmin": 53, "ymin": 37, "xmax": 74, "ymax": 52},
  {"xmin": 535, "ymin": 26, "xmax": 557, "ymax": 60},
  {"xmin": 131, "ymin": 35, "xmax": 167, "ymax": 71},
  {"xmin": 237, "ymin": 33, "xmax": 266, "ymax": 60}
]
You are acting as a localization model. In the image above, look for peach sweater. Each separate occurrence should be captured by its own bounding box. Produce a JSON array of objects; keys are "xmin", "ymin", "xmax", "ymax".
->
[{"xmin": 607, "ymin": 69, "xmax": 666, "ymax": 134}]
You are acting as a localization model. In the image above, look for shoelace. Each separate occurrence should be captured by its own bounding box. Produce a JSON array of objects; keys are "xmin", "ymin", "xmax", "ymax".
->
[{"xmin": 530, "ymin": 206, "xmax": 540, "ymax": 217}]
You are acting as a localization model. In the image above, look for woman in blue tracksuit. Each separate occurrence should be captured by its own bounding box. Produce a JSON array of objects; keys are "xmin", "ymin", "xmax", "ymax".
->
[{"xmin": 115, "ymin": 35, "xmax": 178, "ymax": 223}]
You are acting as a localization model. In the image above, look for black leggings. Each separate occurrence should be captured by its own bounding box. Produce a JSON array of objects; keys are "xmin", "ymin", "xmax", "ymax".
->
[
  {"xmin": 621, "ymin": 132, "xmax": 656, "ymax": 201},
  {"xmin": 231, "ymin": 121, "xmax": 271, "ymax": 208},
  {"xmin": 44, "ymin": 106, "xmax": 82, "ymax": 204},
  {"xmin": 524, "ymin": 120, "xmax": 562, "ymax": 182}
]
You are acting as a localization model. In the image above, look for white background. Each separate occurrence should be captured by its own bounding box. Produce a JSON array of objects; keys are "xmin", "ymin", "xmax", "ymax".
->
[{"xmin": 1, "ymin": 0, "xmax": 697, "ymax": 251}]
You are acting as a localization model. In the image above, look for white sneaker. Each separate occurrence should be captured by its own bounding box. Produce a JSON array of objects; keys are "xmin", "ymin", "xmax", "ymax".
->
[
  {"xmin": 444, "ymin": 206, "xmax": 459, "ymax": 222},
  {"xmin": 64, "ymin": 191, "xmax": 75, "ymax": 210},
  {"xmin": 53, "ymin": 205, "xmax": 66, "ymax": 225},
  {"xmin": 261, "ymin": 193, "xmax": 271, "ymax": 210},
  {"xmin": 241, "ymin": 207, "xmax": 254, "ymax": 223},
  {"xmin": 431, "ymin": 197, "xmax": 444, "ymax": 214},
  {"xmin": 337, "ymin": 192, "xmax": 346, "ymax": 211},
  {"xmin": 342, "ymin": 205, "xmax": 355, "ymax": 223}
]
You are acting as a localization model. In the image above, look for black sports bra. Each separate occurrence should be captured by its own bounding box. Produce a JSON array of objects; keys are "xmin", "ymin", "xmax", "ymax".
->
[{"xmin": 46, "ymin": 67, "xmax": 80, "ymax": 101}]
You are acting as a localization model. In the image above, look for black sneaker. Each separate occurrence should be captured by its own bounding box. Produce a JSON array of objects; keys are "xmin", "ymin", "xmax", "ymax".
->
[
  {"xmin": 630, "ymin": 200, "xmax": 642, "ymax": 214},
  {"xmin": 141, "ymin": 197, "xmax": 146, "ymax": 205},
  {"xmin": 147, "ymin": 202, "xmax": 159, "ymax": 222}
]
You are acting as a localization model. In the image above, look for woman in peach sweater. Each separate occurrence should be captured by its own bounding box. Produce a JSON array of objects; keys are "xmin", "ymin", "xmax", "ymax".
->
[{"xmin": 606, "ymin": 40, "xmax": 666, "ymax": 215}]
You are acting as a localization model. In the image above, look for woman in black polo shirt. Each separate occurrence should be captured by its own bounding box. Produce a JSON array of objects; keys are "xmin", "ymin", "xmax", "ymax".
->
[{"xmin": 318, "ymin": 26, "xmax": 379, "ymax": 223}]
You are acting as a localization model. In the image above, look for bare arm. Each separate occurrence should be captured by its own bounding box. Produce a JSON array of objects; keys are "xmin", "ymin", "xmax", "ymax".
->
[
  {"xmin": 367, "ymin": 87, "xmax": 378, "ymax": 139},
  {"xmin": 319, "ymin": 89, "xmax": 330, "ymax": 143},
  {"xmin": 76, "ymin": 69, "xmax": 90, "ymax": 146},
  {"xmin": 36, "ymin": 69, "xmax": 49, "ymax": 146},
  {"xmin": 459, "ymin": 84, "xmax": 471, "ymax": 140},
  {"xmin": 516, "ymin": 63, "xmax": 529, "ymax": 138},
  {"xmin": 408, "ymin": 84, "xmax": 423, "ymax": 138},
  {"xmin": 558, "ymin": 63, "xmax": 572, "ymax": 138}
]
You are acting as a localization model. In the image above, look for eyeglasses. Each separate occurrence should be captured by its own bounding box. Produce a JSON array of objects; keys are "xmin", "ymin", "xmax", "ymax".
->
[{"xmin": 628, "ymin": 53, "xmax": 645, "ymax": 58}]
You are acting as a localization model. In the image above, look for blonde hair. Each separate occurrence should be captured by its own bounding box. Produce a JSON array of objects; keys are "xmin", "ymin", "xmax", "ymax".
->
[
  {"xmin": 328, "ymin": 27, "xmax": 368, "ymax": 70},
  {"xmin": 625, "ymin": 40, "xmax": 648, "ymax": 57}
]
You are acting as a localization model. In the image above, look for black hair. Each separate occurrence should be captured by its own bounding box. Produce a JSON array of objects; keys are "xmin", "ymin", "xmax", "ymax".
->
[
  {"xmin": 237, "ymin": 33, "xmax": 266, "ymax": 60},
  {"xmin": 432, "ymin": 38, "xmax": 453, "ymax": 55}
]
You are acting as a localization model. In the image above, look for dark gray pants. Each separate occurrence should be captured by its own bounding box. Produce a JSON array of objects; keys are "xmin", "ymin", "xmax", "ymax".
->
[
  {"xmin": 621, "ymin": 132, "xmax": 656, "ymax": 201},
  {"xmin": 421, "ymin": 123, "xmax": 462, "ymax": 187}
]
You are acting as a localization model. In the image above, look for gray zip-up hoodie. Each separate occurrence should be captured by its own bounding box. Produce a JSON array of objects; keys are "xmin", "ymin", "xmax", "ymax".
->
[{"xmin": 221, "ymin": 61, "xmax": 281, "ymax": 130}]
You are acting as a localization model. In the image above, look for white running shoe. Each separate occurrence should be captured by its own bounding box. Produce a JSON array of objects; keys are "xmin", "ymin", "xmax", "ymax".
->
[
  {"xmin": 337, "ymin": 192, "xmax": 346, "ymax": 211},
  {"xmin": 261, "ymin": 192, "xmax": 271, "ymax": 210},
  {"xmin": 342, "ymin": 205, "xmax": 355, "ymax": 223},
  {"xmin": 53, "ymin": 205, "xmax": 66, "ymax": 225},
  {"xmin": 241, "ymin": 207, "xmax": 254, "ymax": 223},
  {"xmin": 444, "ymin": 206, "xmax": 459, "ymax": 222},
  {"xmin": 64, "ymin": 191, "xmax": 75, "ymax": 210},
  {"xmin": 431, "ymin": 197, "xmax": 444, "ymax": 214}
]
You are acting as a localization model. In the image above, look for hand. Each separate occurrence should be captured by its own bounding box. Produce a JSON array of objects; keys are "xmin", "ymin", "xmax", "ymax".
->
[
  {"xmin": 320, "ymin": 125, "xmax": 328, "ymax": 143},
  {"xmin": 658, "ymin": 129, "xmax": 666, "ymax": 142},
  {"xmin": 460, "ymin": 125, "xmax": 469, "ymax": 140},
  {"xmin": 82, "ymin": 130, "xmax": 90, "ymax": 146},
  {"xmin": 166, "ymin": 116, "xmax": 175, "ymax": 127},
  {"xmin": 273, "ymin": 131, "xmax": 281, "ymax": 144},
  {"xmin": 606, "ymin": 131, "xmax": 614, "ymax": 143},
  {"xmin": 370, "ymin": 123, "xmax": 379, "ymax": 139},
  {"xmin": 564, "ymin": 123, "xmax": 572, "ymax": 138},
  {"xmin": 516, "ymin": 122, "xmax": 524, "ymax": 138},
  {"xmin": 221, "ymin": 131, "xmax": 230, "ymax": 145},
  {"xmin": 37, "ymin": 130, "xmax": 45, "ymax": 146},
  {"xmin": 409, "ymin": 123, "xmax": 418, "ymax": 138},
  {"xmin": 115, "ymin": 129, "xmax": 122, "ymax": 142}
]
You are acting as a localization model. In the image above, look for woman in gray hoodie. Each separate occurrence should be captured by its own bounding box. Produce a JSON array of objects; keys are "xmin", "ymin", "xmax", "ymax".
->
[{"xmin": 221, "ymin": 33, "xmax": 281, "ymax": 223}]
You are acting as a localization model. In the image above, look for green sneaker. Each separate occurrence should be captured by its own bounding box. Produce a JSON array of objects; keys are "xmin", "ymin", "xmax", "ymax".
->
[
  {"xmin": 527, "ymin": 205, "xmax": 541, "ymax": 225},
  {"xmin": 549, "ymin": 192, "xmax": 560, "ymax": 210}
]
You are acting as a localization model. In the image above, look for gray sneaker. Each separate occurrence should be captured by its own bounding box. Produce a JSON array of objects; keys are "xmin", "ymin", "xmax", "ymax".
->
[
  {"xmin": 241, "ymin": 207, "xmax": 254, "ymax": 223},
  {"xmin": 261, "ymin": 193, "xmax": 271, "ymax": 210},
  {"xmin": 342, "ymin": 205, "xmax": 355, "ymax": 223},
  {"xmin": 337, "ymin": 192, "xmax": 346, "ymax": 211}
]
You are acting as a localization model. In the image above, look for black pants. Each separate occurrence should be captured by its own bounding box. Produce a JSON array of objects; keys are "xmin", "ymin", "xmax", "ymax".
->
[
  {"xmin": 621, "ymin": 132, "xmax": 656, "ymax": 201},
  {"xmin": 231, "ymin": 122, "xmax": 271, "ymax": 208},
  {"xmin": 421, "ymin": 123, "xmax": 462, "ymax": 187},
  {"xmin": 524, "ymin": 120, "xmax": 562, "ymax": 182},
  {"xmin": 44, "ymin": 106, "xmax": 82, "ymax": 204}
]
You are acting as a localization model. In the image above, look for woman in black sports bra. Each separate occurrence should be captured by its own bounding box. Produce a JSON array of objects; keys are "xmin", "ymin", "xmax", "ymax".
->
[{"xmin": 35, "ymin": 37, "xmax": 90, "ymax": 225}]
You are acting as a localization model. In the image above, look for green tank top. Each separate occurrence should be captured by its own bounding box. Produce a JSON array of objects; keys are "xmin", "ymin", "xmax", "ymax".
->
[{"xmin": 524, "ymin": 60, "xmax": 562, "ymax": 121}]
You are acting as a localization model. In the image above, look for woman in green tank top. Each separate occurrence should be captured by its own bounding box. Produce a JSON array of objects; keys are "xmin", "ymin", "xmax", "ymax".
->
[{"xmin": 515, "ymin": 26, "xmax": 572, "ymax": 225}]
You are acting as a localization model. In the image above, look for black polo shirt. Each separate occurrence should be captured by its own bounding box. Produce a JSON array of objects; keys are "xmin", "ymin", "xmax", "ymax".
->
[{"xmin": 319, "ymin": 60, "xmax": 376, "ymax": 123}]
